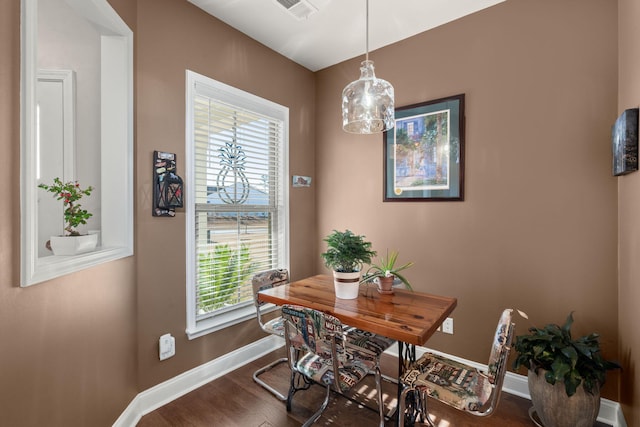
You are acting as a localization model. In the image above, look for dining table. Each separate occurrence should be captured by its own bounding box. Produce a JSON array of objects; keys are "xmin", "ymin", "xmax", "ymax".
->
[{"xmin": 257, "ymin": 274, "xmax": 458, "ymax": 423}]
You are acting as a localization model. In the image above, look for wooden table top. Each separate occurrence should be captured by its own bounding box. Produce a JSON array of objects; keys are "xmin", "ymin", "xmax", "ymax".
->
[{"xmin": 257, "ymin": 274, "xmax": 457, "ymax": 346}]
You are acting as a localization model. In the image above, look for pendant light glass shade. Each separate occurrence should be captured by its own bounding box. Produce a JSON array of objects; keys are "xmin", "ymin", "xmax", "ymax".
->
[
  {"xmin": 342, "ymin": 60, "xmax": 394, "ymax": 133},
  {"xmin": 341, "ymin": 0, "xmax": 395, "ymax": 134}
]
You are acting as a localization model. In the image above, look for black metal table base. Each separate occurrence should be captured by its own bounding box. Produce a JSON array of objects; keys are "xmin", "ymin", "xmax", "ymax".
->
[{"xmin": 397, "ymin": 342, "xmax": 417, "ymax": 426}]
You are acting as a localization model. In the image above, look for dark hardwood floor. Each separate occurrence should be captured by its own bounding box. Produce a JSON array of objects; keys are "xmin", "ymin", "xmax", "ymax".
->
[{"xmin": 137, "ymin": 349, "xmax": 610, "ymax": 427}]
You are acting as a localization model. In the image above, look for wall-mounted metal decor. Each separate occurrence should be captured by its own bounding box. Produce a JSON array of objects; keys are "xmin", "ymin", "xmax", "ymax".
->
[
  {"xmin": 153, "ymin": 151, "xmax": 184, "ymax": 217},
  {"xmin": 612, "ymin": 108, "xmax": 639, "ymax": 176},
  {"xmin": 383, "ymin": 94, "xmax": 465, "ymax": 201}
]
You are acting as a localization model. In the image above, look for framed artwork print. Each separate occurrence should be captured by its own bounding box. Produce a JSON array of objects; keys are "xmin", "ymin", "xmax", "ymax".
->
[
  {"xmin": 384, "ymin": 94, "xmax": 465, "ymax": 201},
  {"xmin": 612, "ymin": 107, "xmax": 638, "ymax": 176}
]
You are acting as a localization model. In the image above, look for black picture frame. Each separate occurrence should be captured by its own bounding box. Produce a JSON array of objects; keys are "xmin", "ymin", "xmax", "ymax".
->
[
  {"xmin": 383, "ymin": 94, "xmax": 465, "ymax": 201},
  {"xmin": 612, "ymin": 108, "xmax": 639, "ymax": 176}
]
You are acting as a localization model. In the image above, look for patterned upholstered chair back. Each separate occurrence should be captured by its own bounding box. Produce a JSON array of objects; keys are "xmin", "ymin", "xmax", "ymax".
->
[
  {"xmin": 252, "ymin": 268, "xmax": 289, "ymax": 308},
  {"xmin": 281, "ymin": 305, "xmax": 346, "ymax": 364},
  {"xmin": 486, "ymin": 309, "xmax": 515, "ymax": 385}
]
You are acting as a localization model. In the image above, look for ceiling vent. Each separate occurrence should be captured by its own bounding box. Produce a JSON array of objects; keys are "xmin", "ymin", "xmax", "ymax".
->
[{"xmin": 275, "ymin": 0, "xmax": 318, "ymax": 20}]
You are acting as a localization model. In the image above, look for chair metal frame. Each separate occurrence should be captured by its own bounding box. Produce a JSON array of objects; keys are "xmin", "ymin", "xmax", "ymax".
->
[
  {"xmin": 251, "ymin": 268, "xmax": 290, "ymax": 401},
  {"xmin": 399, "ymin": 309, "xmax": 516, "ymax": 427}
]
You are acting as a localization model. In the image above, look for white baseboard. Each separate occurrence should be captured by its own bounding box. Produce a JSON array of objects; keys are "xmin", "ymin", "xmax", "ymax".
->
[
  {"xmin": 112, "ymin": 335, "xmax": 284, "ymax": 427},
  {"xmin": 114, "ymin": 338, "xmax": 626, "ymax": 427}
]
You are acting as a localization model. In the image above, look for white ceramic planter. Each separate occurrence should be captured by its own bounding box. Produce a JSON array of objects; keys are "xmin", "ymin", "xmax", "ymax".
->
[
  {"xmin": 50, "ymin": 234, "xmax": 99, "ymax": 256},
  {"xmin": 333, "ymin": 271, "xmax": 362, "ymax": 299}
]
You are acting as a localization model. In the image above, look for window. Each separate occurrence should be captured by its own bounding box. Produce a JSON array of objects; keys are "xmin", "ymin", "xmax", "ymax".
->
[{"xmin": 185, "ymin": 71, "xmax": 289, "ymax": 339}]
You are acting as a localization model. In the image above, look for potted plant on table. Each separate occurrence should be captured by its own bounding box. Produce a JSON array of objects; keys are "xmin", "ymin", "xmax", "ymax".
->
[
  {"xmin": 321, "ymin": 229, "xmax": 376, "ymax": 299},
  {"xmin": 361, "ymin": 250, "xmax": 413, "ymax": 294},
  {"xmin": 38, "ymin": 177, "xmax": 97, "ymax": 255},
  {"xmin": 512, "ymin": 312, "xmax": 620, "ymax": 427}
]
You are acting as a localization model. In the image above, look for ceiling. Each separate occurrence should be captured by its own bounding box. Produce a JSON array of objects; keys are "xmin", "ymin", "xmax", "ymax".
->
[{"xmin": 188, "ymin": 0, "xmax": 506, "ymax": 72}]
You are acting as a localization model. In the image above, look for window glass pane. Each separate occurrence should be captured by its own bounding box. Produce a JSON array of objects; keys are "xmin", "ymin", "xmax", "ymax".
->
[{"xmin": 195, "ymin": 211, "xmax": 275, "ymax": 319}]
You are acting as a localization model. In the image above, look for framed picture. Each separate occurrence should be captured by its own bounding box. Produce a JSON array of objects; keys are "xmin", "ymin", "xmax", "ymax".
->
[
  {"xmin": 383, "ymin": 94, "xmax": 465, "ymax": 201},
  {"xmin": 612, "ymin": 107, "xmax": 638, "ymax": 176}
]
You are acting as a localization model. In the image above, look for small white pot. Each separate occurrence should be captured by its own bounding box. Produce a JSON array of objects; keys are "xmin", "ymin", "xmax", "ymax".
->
[
  {"xmin": 333, "ymin": 271, "xmax": 362, "ymax": 299},
  {"xmin": 50, "ymin": 234, "xmax": 99, "ymax": 256}
]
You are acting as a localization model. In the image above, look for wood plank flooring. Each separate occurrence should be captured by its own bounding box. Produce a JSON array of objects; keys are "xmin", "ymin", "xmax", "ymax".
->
[{"xmin": 137, "ymin": 349, "xmax": 610, "ymax": 427}]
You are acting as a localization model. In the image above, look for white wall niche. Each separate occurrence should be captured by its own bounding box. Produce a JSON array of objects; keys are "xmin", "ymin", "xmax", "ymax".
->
[{"xmin": 20, "ymin": 0, "xmax": 134, "ymax": 286}]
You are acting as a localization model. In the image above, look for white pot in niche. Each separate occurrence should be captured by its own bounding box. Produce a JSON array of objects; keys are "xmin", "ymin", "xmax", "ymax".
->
[{"xmin": 49, "ymin": 234, "xmax": 98, "ymax": 256}]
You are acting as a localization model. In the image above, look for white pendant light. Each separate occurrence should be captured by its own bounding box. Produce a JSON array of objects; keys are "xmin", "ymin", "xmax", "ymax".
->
[{"xmin": 342, "ymin": 0, "xmax": 395, "ymax": 134}]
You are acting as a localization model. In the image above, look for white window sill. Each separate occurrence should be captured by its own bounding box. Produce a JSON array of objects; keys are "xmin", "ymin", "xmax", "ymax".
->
[
  {"xmin": 186, "ymin": 303, "xmax": 278, "ymax": 340},
  {"xmin": 26, "ymin": 246, "xmax": 133, "ymax": 286}
]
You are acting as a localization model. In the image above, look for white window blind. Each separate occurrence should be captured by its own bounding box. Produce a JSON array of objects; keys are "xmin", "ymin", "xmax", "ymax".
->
[{"xmin": 186, "ymin": 71, "xmax": 289, "ymax": 338}]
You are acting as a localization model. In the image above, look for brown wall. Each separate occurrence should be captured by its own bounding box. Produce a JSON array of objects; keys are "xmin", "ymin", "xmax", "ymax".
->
[
  {"xmin": 0, "ymin": 1, "xmax": 138, "ymax": 426},
  {"xmin": 134, "ymin": 0, "xmax": 316, "ymax": 390},
  {"xmin": 618, "ymin": 0, "xmax": 640, "ymax": 424},
  {"xmin": 316, "ymin": 0, "xmax": 620, "ymax": 399},
  {"xmin": 3, "ymin": 0, "xmax": 637, "ymax": 424}
]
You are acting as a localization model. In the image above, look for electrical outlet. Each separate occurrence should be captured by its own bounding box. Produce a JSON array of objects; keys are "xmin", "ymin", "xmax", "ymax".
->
[
  {"xmin": 442, "ymin": 317, "xmax": 454, "ymax": 334},
  {"xmin": 159, "ymin": 333, "xmax": 175, "ymax": 360}
]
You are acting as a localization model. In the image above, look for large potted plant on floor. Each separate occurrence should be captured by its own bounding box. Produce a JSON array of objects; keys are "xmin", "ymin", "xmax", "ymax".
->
[
  {"xmin": 321, "ymin": 229, "xmax": 376, "ymax": 299},
  {"xmin": 38, "ymin": 177, "xmax": 97, "ymax": 256},
  {"xmin": 361, "ymin": 249, "xmax": 413, "ymax": 294},
  {"xmin": 512, "ymin": 312, "xmax": 620, "ymax": 427}
]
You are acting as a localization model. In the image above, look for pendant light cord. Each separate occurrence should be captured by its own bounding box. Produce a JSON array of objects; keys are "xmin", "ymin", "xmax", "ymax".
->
[{"xmin": 365, "ymin": 0, "xmax": 369, "ymax": 62}]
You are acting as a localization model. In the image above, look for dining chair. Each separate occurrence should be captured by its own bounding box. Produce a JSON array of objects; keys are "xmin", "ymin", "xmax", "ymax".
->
[
  {"xmin": 281, "ymin": 305, "xmax": 392, "ymax": 427},
  {"xmin": 398, "ymin": 308, "xmax": 516, "ymax": 427},
  {"xmin": 251, "ymin": 268, "xmax": 290, "ymax": 401}
]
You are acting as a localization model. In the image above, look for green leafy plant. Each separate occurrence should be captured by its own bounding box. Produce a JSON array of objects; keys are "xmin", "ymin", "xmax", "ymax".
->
[
  {"xmin": 361, "ymin": 250, "xmax": 413, "ymax": 290},
  {"xmin": 320, "ymin": 229, "xmax": 376, "ymax": 273},
  {"xmin": 197, "ymin": 243, "xmax": 256, "ymax": 312},
  {"xmin": 512, "ymin": 312, "xmax": 620, "ymax": 396},
  {"xmin": 38, "ymin": 177, "xmax": 94, "ymax": 236}
]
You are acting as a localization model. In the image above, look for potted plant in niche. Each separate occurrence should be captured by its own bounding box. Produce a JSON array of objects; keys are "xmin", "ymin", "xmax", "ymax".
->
[
  {"xmin": 361, "ymin": 250, "xmax": 413, "ymax": 294},
  {"xmin": 512, "ymin": 312, "xmax": 620, "ymax": 427},
  {"xmin": 38, "ymin": 177, "xmax": 98, "ymax": 255},
  {"xmin": 321, "ymin": 229, "xmax": 376, "ymax": 299}
]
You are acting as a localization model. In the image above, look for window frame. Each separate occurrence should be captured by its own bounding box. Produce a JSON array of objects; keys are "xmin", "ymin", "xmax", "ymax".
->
[{"xmin": 185, "ymin": 70, "xmax": 290, "ymax": 339}]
